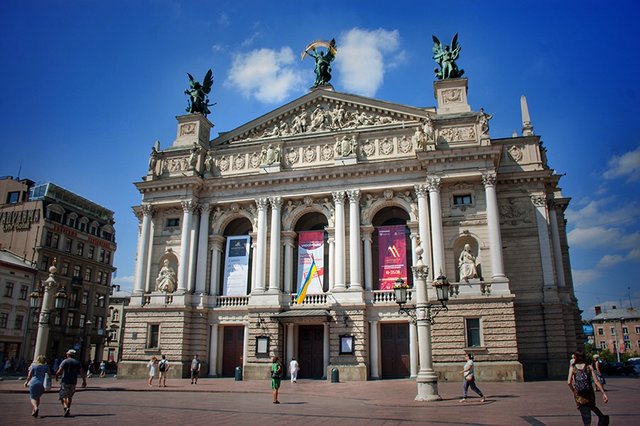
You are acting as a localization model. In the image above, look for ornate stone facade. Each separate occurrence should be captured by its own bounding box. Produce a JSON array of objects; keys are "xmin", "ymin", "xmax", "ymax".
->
[{"xmin": 121, "ymin": 80, "xmax": 581, "ymax": 382}]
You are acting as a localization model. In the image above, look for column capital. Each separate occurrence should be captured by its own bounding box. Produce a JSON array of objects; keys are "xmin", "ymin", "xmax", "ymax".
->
[
  {"xmin": 530, "ymin": 194, "xmax": 547, "ymax": 207},
  {"xmin": 141, "ymin": 204, "xmax": 155, "ymax": 216},
  {"xmin": 256, "ymin": 197, "xmax": 270, "ymax": 210},
  {"xmin": 332, "ymin": 190, "xmax": 346, "ymax": 203},
  {"xmin": 269, "ymin": 196, "xmax": 283, "ymax": 209},
  {"xmin": 181, "ymin": 200, "xmax": 196, "ymax": 212},
  {"xmin": 347, "ymin": 189, "xmax": 361, "ymax": 202},
  {"xmin": 426, "ymin": 176, "xmax": 441, "ymax": 192},
  {"xmin": 481, "ymin": 172, "xmax": 497, "ymax": 187},
  {"xmin": 414, "ymin": 184, "xmax": 429, "ymax": 198},
  {"xmin": 198, "ymin": 203, "xmax": 212, "ymax": 214}
]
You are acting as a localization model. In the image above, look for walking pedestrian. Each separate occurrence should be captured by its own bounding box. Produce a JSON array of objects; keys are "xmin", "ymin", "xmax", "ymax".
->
[
  {"xmin": 271, "ymin": 356, "xmax": 283, "ymax": 404},
  {"xmin": 158, "ymin": 355, "xmax": 169, "ymax": 387},
  {"xmin": 592, "ymin": 354, "xmax": 606, "ymax": 391},
  {"xmin": 190, "ymin": 354, "xmax": 201, "ymax": 384},
  {"xmin": 460, "ymin": 353, "xmax": 485, "ymax": 402},
  {"xmin": 568, "ymin": 350, "xmax": 609, "ymax": 425},
  {"xmin": 55, "ymin": 349, "xmax": 87, "ymax": 418},
  {"xmin": 24, "ymin": 355, "xmax": 49, "ymax": 418},
  {"xmin": 289, "ymin": 357, "xmax": 299, "ymax": 383},
  {"xmin": 99, "ymin": 360, "xmax": 106, "ymax": 378}
]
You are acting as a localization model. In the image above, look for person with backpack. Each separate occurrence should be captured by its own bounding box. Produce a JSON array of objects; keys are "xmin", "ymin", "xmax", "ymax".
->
[
  {"xmin": 270, "ymin": 356, "xmax": 283, "ymax": 404},
  {"xmin": 158, "ymin": 355, "xmax": 169, "ymax": 387},
  {"xmin": 568, "ymin": 350, "xmax": 609, "ymax": 425}
]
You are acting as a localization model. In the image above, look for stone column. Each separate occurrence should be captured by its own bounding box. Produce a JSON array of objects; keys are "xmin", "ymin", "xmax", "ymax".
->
[
  {"xmin": 482, "ymin": 173, "xmax": 506, "ymax": 279},
  {"xmin": 323, "ymin": 322, "xmax": 330, "ymax": 379},
  {"xmin": 333, "ymin": 191, "xmax": 346, "ymax": 290},
  {"xmin": 254, "ymin": 198, "xmax": 269, "ymax": 292},
  {"xmin": 409, "ymin": 321, "xmax": 418, "ymax": 377},
  {"xmin": 145, "ymin": 218, "xmax": 156, "ymax": 293},
  {"xmin": 195, "ymin": 204, "xmax": 211, "ymax": 294},
  {"xmin": 282, "ymin": 232, "xmax": 296, "ymax": 294},
  {"xmin": 369, "ymin": 320, "xmax": 380, "ymax": 379},
  {"xmin": 134, "ymin": 204, "xmax": 153, "ymax": 293},
  {"xmin": 548, "ymin": 200, "xmax": 566, "ymax": 288},
  {"xmin": 414, "ymin": 185, "xmax": 431, "ymax": 263},
  {"xmin": 347, "ymin": 189, "xmax": 362, "ymax": 290},
  {"xmin": 209, "ymin": 236, "xmax": 225, "ymax": 295},
  {"xmin": 209, "ymin": 323, "xmax": 219, "ymax": 376},
  {"xmin": 427, "ymin": 177, "xmax": 445, "ymax": 279},
  {"xmin": 286, "ymin": 323, "xmax": 294, "ymax": 371},
  {"xmin": 177, "ymin": 201, "xmax": 195, "ymax": 293},
  {"xmin": 243, "ymin": 324, "xmax": 249, "ymax": 369},
  {"xmin": 268, "ymin": 197, "xmax": 282, "ymax": 292},
  {"xmin": 327, "ymin": 233, "xmax": 335, "ymax": 290},
  {"xmin": 532, "ymin": 194, "xmax": 555, "ymax": 288},
  {"xmin": 187, "ymin": 207, "xmax": 200, "ymax": 293},
  {"xmin": 362, "ymin": 226, "xmax": 374, "ymax": 291}
]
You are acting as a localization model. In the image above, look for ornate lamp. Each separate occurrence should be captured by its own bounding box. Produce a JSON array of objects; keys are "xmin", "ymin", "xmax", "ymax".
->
[
  {"xmin": 432, "ymin": 274, "xmax": 450, "ymax": 304},
  {"xmin": 393, "ymin": 277, "xmax": 409, "ymax": 305}
]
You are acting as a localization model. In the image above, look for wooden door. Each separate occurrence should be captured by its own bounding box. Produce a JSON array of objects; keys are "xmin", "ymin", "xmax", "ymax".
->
[
  {"xmin": 221, "ymin": 326, "xmax": 244, "ymax": 377},
  {"xmin": 380, "ymin": 322, "xmax": 410, "ymax": 379},
  {"xmin": 297, "ymin": 325, "xmax": 324, "ymax": 379}
]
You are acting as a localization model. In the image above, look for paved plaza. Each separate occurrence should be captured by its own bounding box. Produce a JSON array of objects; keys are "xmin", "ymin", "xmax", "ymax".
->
[{"xmin": 0, "ymin": 375, "xmax": 638, "ymax": 425}]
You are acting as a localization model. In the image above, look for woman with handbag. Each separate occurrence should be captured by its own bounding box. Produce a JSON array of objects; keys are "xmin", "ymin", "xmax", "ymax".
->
[
  {"xmin": 24, "ymin": 355, "xmax": 50, "ymax": 418},
  {"xmin": 460, "ymin": 353, "xmax": 485, "ymax": 402},
  {"xmin": 568, "ymin": 351, "xmax": 609, "ymax": 425},
  {"xmin": 270, "ymin": 356, "xmax": 283, "ymax": 404}
]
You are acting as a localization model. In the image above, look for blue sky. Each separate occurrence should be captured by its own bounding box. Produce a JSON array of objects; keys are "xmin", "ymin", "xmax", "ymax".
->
[{"xmin": 1, "ymin": 1, "xmax": 638, "ymax": 319}]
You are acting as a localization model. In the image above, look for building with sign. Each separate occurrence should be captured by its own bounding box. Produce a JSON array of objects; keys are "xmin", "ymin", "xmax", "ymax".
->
[
  {"xmin": 0, "ymin": 176, "xmax": 117, "ymax": 364},
  {"xmin": 120, "ymin": 75, "xmax": 581, "ymax": 381},
  {"xmin": 591, "ymin": 306, "xmax": 640, "ymax": 356}
]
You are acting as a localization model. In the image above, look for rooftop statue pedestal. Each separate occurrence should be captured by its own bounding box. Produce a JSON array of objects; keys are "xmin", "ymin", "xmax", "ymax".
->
[
  {"xmin": 434, "ymin": 78, "xmax": 471, "ymax": 114},
  {"xmin": 173, "ymin": 113, "xmax": 213, "ymax": 148}
]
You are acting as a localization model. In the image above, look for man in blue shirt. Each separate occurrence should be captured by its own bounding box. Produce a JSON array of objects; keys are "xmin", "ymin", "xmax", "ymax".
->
[{"xmin": 55, "ymin": 349, "xmax": 87, "ymax": 417}]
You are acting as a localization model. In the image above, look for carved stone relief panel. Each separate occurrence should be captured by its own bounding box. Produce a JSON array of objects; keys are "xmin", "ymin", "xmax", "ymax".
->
[{"xmin": 499, "ymin": 197, "xmax": 533, "ymax": 227}]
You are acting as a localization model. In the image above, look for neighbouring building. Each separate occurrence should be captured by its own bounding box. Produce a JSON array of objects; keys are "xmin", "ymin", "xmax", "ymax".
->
[
  {"xmin": 0, "ymin": 177, "xmax": 117, "ymax": 364},
  {"xmin": 591, "ymin": 306, "xmax": 640, "ymax": 356},
  {"xmin": 120, "ymin": 71, "xmax": 581, "ymax": 381},
  {"xmin": 0, "ymin": 248, "xmax": 37, "ymax": 367},
  {"xmin": 103, "ymin": 288, "xmax": 130, "ymax": 363}
]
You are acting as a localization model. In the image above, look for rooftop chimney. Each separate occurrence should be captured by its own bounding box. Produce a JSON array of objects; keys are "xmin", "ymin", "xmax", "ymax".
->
[{"xmin": 595, "ymin": 306, "xmax": 602, "ymax": 315}]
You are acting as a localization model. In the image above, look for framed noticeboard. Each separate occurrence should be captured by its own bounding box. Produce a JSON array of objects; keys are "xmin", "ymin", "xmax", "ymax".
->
[
  {"xmin": 339, "ymin": 335, "xmax": 354, "ymax": 355},
  {"xmin": 256, "ymin": 336, "xmax": 269, "ymax": 357}
]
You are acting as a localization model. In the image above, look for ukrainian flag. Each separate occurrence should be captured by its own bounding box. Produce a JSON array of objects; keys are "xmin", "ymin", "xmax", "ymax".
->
[{"xmin": 295, "ymin": 257, "xmax": 317, "ymax": 304}]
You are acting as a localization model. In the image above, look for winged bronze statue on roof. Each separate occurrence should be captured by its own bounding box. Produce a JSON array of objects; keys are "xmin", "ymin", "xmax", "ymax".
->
[
  {"xmin": 302, "ymin": 38, "xmax": 337, "ymax": 88},
  {"xmin": 185, "ymin": 69, "xmax": 215, "ymax": 117},
  {"xmin": 432, "ymin": 33, "xmax": 464, "ymax": 80}
]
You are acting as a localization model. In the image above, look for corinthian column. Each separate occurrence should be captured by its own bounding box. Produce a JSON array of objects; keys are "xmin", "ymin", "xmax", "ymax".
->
[
  {"xmin": 427, "ymin": 177, "xmax": 444, "ymax": 279},
  {"xmin": 268, "ymin": 197, "xmax": 282, "ymax": 292},
  {"xmin": 177, "ymin": 201, "xmax": 195, "ymax": 293},
  {"xmin": 134, "ymin": 204, "xmax": 153, "ymax": 293},
  {"xmin": 333, "ymin": 191, "xmax": 346, "ymax": 290},
  {"xmin": 482, "ymin": 173, "xmax": 505, "ymax": 279},
  {"xmin": 254, "ymin": 198, "xmax": 269, "ymax": 291},
  {"xmin": 347, "ymin": 189, "xmax": 362, "ymax": 290},
  {"xmin": 414, "ymin": 184, "xmax": 432, "ymax": 265},
  {"xmin": 195, "ymin": 204, "xmax": 211, "ymax": 294}
]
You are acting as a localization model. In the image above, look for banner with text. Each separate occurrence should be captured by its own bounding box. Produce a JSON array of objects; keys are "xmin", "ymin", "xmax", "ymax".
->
[
  {"xmin": 296, "ymin": 231, "xmax": 325, "ymax": 294},
  {"xmin": 378, "ymin": 225, "xmax": 407, "ymax": 290},
  {"xmin": 222, "ymin": 235, "xmax": 251, "ymax": 296}
]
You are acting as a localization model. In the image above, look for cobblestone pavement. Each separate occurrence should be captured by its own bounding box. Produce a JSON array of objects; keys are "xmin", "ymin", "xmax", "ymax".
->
[{"xmin": 1, "ymin": 376, "xmax": 638, "ymax": 425}]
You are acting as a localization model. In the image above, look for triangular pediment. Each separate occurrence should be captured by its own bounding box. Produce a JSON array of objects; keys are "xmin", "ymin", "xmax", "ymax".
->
[{"xmin": 212, "ymin": 87, "xmax": 433, "ymax": 146}]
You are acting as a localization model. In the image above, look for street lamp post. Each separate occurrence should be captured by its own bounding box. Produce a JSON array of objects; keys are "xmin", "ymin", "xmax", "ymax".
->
[
  {"xmin": 30, "ymin": 260, "xmax": 68, "ymax": 360},
  {"xmin": 395, "ymin": 246, "xmax": 450, "ymax": 402}
]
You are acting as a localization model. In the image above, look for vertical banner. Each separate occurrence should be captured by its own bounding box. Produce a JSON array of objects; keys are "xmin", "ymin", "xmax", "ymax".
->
[
  {"xmin": 378, "ymin": 225, "xmax": 407, "ymax": 290},
  {"xmin": 222, "ymin": 235, "xmax": 251, "ymax": 296},
  {"xmin": 296, "ymin": 231, "xmax": 324, "ymax": 294}
]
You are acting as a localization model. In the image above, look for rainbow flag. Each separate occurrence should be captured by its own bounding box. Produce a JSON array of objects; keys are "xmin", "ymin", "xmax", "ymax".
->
[{"xmin": 295, "ymin": 257, "xmax": 317, "ymax": 304}]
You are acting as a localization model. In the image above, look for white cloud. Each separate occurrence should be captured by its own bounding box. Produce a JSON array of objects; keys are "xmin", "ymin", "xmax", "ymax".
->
[
  {"xmin": 596, "ymin": 254, "xmax": 626, "ymax": 268},
  {"xmin": 568, "ymin": 226, "xmax": 620, "ymax": 248},
  {"xmin": 113, "ymin": 275, "xmax": 134, "ymax": 284},
  {"xmin": 603, "ymin": 145, "xmax": 640, "ymax": 182},
  {"xmin": 565, "ymin": 198, "xmax": 637, "ymax": 229},
  {"xmin": 225, "ymin": 47, "xmax": 304, "ymax": 103},
  {"xmin": 336, "ymin": 28, "xmax": 403, "ymax": 97},
  {"xmin": 572, "ymin": 268, "xmax": 601, "ymax": 287}
]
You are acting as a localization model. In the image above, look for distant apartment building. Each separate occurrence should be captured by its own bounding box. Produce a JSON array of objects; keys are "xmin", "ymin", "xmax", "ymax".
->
[
  {"xmin": 0, "ymin": 249, "xmax": 37, "ymax": 365},
  {"xmin": 592, "ymin": 306, "xmax": 640, "ymax": 355},
  {"xmin": 103, "ymin": 288, "xmax": 130, "ymax": 363},
  {"xmin": 0, "ymin": 176, "xmax": 117, "ymax": 363}
]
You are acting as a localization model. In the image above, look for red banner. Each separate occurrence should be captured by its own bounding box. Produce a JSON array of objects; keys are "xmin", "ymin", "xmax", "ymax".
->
[{"xmin": 378, "ymin": 225, "xmax": 407, "ymax": 290}]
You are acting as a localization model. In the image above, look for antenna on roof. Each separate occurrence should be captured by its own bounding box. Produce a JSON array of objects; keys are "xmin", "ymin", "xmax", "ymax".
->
[
  {"xmin": 16, "ymin": 159, "xmax": 22, "ymax": 180},
  {"xmin": 628, "ymin": 286, "xmax": 634, "ymax": 309}
]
